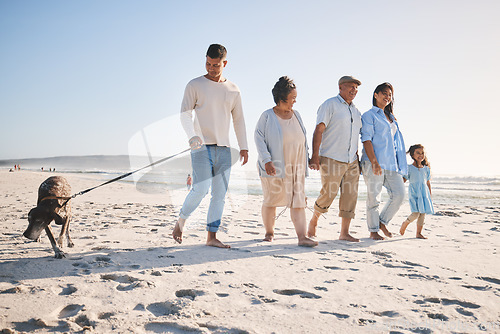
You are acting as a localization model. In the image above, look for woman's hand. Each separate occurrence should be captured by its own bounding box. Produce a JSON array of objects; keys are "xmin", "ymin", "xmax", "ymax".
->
[
  {"xmin": 309, "ymin": 155, "xmax": 320, "ymax": 170},
  {"xmin": 372, "ymin": 161, "xmax": 382, "ymax": 175},
  {"xmin": 265, "ymin": 161, "xmax": 276, "ymax": 176}
]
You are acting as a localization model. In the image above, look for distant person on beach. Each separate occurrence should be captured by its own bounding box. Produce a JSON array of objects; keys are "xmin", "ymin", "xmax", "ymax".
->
[
  {"xmin": 308, "ymin": 76, "xmax": 362, "ymax": 242},
  {"xmin": 255, "ymin": 76, "xmax": 317, "ymax": 247},
  {"xmin": 361, "ymin": 82, "xmax": 407, "ymax": 240},
  {"xmin": 400, "ymin": 144, "xmax": 434, "ymax": 239},
  {"xmin": 186, "ymin": 174, "xmax": 192, "ymax": 190},
  {"xmin": 172, "ymin": 44, "xmax": 249, "ymax": 248}
]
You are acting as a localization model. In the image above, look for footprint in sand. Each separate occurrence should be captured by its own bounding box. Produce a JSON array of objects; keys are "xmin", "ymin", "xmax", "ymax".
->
[
  {"xmin": 257, "ymin": 295, "xmax": 278, "ymax": 303},
  {"xmin": 426, "ymin": 312, "xmax": 449, "ymax": 321},
  {"xmin": 100, "ymin": 273, "xmax": 153, "ymax": 291},
  {"xmin": 357, "ymin": 318, "xmax": 376, "ymax": 326},
  {"xmin": 398, "ymin": 273, "xmax": 440, "ymax": 281},
  {"xmin": 273, "ymin": 289, "xmax": 321, "ymax": 299},
  {"xmin": 12, "ymin": 318, "xmax": 50, "ymax": 332},
  {"xmin": 58, "ymin": 304, "xmax": 84, "ymax": 318},
  {"xmin": 455, "ymin": 307, "xmax": 475, "ymax": 317},
  {"xmin": 175, "ymin": 289, "xmax": 205, "ymax": 301},
  {"xmin": 372, "ymin": 310, "xmax": 400, "ymax": 318},
  {"xmin": 476, "ymin": 276, "xmax": 500, "ymax": 285},
  {"xmin": 59, "ymin": 284, "xmax": 77, "ymax": 295},
  {"xmin": 98, "ymin": 312, "xmax": 115, "ymax": 319},
  {"xmin": 74, "ymin": 314, "xmax": 94, "ymax": 329},
  {"xmin": 371, "ymin": 250, "xmax": 394, "ymax": 259},
  {"xmin": 320, "ymin": 311, "xmax": 350, "ymax": 319},
  {"xmin": 462, "ymin": 284, "xmax": 491, "ymax": 291},
  {"xmin": 144, "ymin": 321, "xmax": 200, "ymax": 333},
  {"xmin": 415, "ymin": 297, "xmax": 481, "ymax": 310},
  {"xmin": 146, "ymin": 301, "xmax": 182, "ymax": 317},
  {"xmin": 1, "ymin": 286, "xmax": 26, "ymax": 294}
]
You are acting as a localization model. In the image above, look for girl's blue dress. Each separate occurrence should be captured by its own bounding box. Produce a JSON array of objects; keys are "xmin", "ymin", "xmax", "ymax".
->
[{"xmin": 407, "ymin": 165, "xmax": 435, "ymax": 214}]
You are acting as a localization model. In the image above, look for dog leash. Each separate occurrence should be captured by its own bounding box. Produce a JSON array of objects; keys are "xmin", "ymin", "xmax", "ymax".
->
[{"xmin": 41, "ymin": 148, "xmax": 190, "ymax": 207}]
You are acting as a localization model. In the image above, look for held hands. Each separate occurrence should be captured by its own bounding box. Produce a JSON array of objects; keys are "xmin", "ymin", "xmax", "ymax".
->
[
  {"xmin": 189, "ymin": 136, "xmax": 202, "ymax": 150},
  {"xmin": 309, "ymin": 155, "xmax": 320, "ymax": 170},
  {"xmin": 265, "ymin": 161, "xmax": 276, "ymax": 176}
]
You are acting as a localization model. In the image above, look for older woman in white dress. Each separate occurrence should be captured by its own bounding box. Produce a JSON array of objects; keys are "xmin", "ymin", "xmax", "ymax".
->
[{"xmin": 254, "ymin": 76, "xmax": 317, "ymax": 247}]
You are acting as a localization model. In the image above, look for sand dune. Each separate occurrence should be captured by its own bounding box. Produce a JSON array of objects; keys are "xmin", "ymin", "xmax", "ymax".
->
[{"xmin": 1, "ymin": 170, "xmax": 499, "ymax": 333}]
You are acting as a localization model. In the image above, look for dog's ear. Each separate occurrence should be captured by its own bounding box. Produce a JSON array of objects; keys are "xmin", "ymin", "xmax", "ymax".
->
[
  {"xmin": 28, "ymin": 207, "xmax": 49, "ymax": 222},
  {"xmin": 28, "ymin": 208, "xmax": 36, "ymax": 220},
  {"xmin": 51, "ymin": 212, "xmax": 64, "ymax": 225}
]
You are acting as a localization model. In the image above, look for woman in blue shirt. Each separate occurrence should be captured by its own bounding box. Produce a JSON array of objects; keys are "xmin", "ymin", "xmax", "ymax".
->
[{"xmin": 360, "ymin": 82, "xmax": 407, "ymax": 240}]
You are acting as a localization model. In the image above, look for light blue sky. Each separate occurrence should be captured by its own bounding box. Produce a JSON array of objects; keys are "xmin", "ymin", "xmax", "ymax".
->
[{"xmin": 1, "ymin": 0, "xmax": 499, "ymax": 176}]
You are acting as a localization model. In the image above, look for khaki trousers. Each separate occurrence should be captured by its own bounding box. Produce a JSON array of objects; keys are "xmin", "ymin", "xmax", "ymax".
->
[
  {"xmin": 314, "ymin": 157, "xmax": 360, "ymax": 219},
  {"xmin": 405, "ymin": 212, "xmax": 426, "ymax": 226}
]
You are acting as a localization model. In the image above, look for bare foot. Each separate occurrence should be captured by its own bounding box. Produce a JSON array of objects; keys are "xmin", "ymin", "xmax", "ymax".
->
[
  {"xmin": 172, "ymin": 220, "xmax": 184, "ymax": 244},
  {"xmin": 339, "ymin": 233, "xmax": 360, "ymax": 242},
  {"xmin": 400, "ymin": 221, "xmax": 410, "ymax": 235},
  {"xmin": 379, "ymin": 223, "xmax": 393, "ymax": 238},
  {"xmin": 263, "ymin": 233, "xmax": 274, "ymax": 242},
  {"xmin": 206, "ymin": 238, "xmax": 231, "ymax": 248},
  {"xmin": 307, "ymin": 219, "xmax": 318, "ymax": 238},
  {"xmin": 370, "ymin": 232, "xmax": 385, "ymax": 240},
  {"xmin": 416, "ymin": 233, "xmax": 427, "ymax": 239},
  {"xmin": 206, "ymin": 232, "xmax": 230, "ymax": 248},
  {"xmin": 298, "ymin": 237, "xmax": 318, "ymax": 247}
]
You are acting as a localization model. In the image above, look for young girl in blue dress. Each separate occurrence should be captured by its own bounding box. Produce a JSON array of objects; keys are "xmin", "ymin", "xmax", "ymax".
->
[{"xmin": 400, "ymin": 144, "xmax": 434, "ymax": 239}]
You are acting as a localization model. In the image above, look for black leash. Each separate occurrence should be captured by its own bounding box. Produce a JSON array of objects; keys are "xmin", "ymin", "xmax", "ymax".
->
[{"xmin": 57, "ymin": 148, "xmax": 190, "ymax": 206}]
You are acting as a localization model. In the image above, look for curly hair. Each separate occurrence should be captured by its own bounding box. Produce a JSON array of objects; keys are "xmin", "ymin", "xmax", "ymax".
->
[{"xmin": 272, "ymin": 76, "xmax": 296, "ymax": 105}]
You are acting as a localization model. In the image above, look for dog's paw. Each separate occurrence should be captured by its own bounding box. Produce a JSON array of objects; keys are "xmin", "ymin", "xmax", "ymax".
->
[
  {"xmin": 68, "ymin": 241, "xmax": 75, "ymax": 248},
  {"xmin": 55, "ymin": 251, "xmax": 67, "ymax": 259}
]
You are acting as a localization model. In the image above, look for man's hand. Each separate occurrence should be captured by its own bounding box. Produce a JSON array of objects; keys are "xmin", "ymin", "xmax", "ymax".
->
[
  {"xmin": 265, "ymin": 161, "xmax": 276, "ymax": 176},
  {"xmin": 240, "ymin": 150, "xmax": 249, "ymax": 165},
  {"xmin": 309, "ymin": 155, "xmax": 320, "ymax": 170},
  {"xmin": 189, "ymin": 136, "xmax": 202, "ymax": 150}
]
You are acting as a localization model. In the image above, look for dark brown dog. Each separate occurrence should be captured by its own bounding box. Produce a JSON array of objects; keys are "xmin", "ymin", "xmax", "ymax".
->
[{"xmin": 24, "ymin": 176, "xmax": 73, "ymax": 258}]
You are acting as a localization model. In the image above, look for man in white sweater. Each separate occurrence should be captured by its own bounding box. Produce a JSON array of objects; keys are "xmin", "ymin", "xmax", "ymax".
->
[{"xmin": 172, "ymin": 44, "xmax": 249, "ymax": 248}]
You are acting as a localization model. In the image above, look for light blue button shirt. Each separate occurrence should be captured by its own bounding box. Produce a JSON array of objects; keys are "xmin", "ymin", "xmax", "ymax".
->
[
  {"xmin": 316, "ymin": 95, "xmax": 362, "ymax": 163},
  {"xmin": 360, "ymin": 106, "xmax": 407, "ymax": 176}
]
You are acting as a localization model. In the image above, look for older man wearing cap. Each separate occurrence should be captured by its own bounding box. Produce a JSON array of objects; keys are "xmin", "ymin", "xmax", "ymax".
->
[{"xmin": 308, "ymin": 75, "xmax": 362, "ymax": 242}]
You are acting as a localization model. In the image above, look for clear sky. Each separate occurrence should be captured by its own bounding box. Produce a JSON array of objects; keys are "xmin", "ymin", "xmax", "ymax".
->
[{"xmin": 1, "ymin": 0, "xmax": 499, "ymax": 176}]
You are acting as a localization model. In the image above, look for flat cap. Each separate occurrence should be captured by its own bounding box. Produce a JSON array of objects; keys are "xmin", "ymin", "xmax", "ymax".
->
[{"xmin": 338, "ymin": 75, "xmax": 361, "ymax": 86}]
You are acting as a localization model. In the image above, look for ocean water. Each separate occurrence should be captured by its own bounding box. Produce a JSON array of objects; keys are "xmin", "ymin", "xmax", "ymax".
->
[{"xmin": 3, "ymin": 155, "xmax": 499, "ymax": 208}]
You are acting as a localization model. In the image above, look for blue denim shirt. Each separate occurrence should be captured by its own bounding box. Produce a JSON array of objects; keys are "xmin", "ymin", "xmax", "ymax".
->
[
  {"xmin": 360, "ymin": 106, "xmax": 407, "ymax": 176},
  {"xmin": 254, "ymin": 108, "xmax": 309, "ymax": 178}
]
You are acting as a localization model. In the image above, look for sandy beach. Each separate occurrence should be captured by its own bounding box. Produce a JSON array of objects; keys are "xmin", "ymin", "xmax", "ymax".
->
[{"xmin": 1, "ymin": 170, "xmax": 499, "ymax": 333}]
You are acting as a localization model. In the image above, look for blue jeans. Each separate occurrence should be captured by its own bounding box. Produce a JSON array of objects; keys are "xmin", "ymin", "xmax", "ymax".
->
[
  {"xmin": 362, "ymin": 160, "xmax": 405, "ymax": 232},
  {"xmin": 179, "ymin": 145, "xmax": 232, "ymax": 232}
]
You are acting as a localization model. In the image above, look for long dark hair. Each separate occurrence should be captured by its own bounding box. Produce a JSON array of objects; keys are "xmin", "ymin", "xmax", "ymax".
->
[
  {"xmin": 372, "ymin": 82, "xmax": 394, "ymax": 121},
  {"xmin": 408, "ymin": 144, "xmax": 431, "ymax": 168}
]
